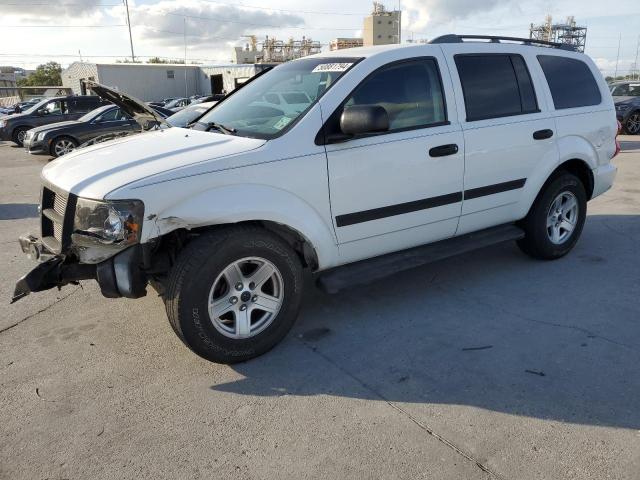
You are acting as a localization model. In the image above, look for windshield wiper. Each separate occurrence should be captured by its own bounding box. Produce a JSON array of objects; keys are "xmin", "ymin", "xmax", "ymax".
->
[{"xmin": 203, "ymin": 122, "xmax": 236, "ymax": 135}]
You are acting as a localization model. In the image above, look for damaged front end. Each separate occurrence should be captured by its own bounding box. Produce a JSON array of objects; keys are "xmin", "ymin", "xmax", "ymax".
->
[{"xmin": 12, "ymin": 184, "xmax": 149, "ymax": 303}]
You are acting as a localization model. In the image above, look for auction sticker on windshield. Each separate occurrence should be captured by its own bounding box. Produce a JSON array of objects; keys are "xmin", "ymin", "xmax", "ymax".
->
[{"xmin": 312, "ymin": 63, "xmax": 354, "ymax": 73}]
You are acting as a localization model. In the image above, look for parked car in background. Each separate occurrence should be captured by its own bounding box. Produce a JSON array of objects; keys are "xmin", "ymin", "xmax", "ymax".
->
[
  {"xmin": 610, "ymin": 81, "xmax": 640, "ymax": 134},
  {"xmin": 0, "ymin": 96, "xmax": 106, "ymax": 146},
  {"xmin": 166, "ymin": 101, "xmax": 216, "ymax": 128},
  {"xmin": 0, "ymin": 98, "xmax": 42, "ymax": 116},
  {"xmin": 23, "ymin": 103, "xmax": 170, "ymax": 157},
  {"xmin": 164, "ymin": 97, "xmax": 191, "ymax": 112}
]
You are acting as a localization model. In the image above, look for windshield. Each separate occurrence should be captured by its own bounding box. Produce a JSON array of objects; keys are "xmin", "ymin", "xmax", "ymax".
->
[
  {"xmin": 22, "ymin": 98, "xmax": 50, "ymax": 114},
  {"xmin": 167, "ymin": 103, "xmax": 214, "ymax": 128},
  {"xmin": 79, "ymin": 105, "xmax": 112, "ymax": 122},
  {"xmin": 198, "ymin": 57, "xmax": 360, "ymax": 139},
  {"xmin": 611, "ymin": 83, "xmax": 640, "ymax": 96}
]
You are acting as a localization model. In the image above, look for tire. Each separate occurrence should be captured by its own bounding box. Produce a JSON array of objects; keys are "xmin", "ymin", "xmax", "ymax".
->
[
  {"xmin": 50, "ymin": 136, "xmax": 78, "ymax": 157},
  {"xmin": 517, "ymin": 172, "xmax": 587, "ymax": 260},
  {"xmin": 164, "ymin": 226, "xmax": 304, "ymax": 363},
  {"xmin": 11, "ymin": 127, "xmax": 29, "ymax": 147},
  {"xmin": 623, "ymin": 111, "xmax": 640, "ymax": 135}
]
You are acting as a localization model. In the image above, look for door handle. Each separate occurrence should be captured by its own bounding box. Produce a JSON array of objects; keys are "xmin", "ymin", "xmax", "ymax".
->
[
  {"xmin": 429, "ymin": 144, "xmax": 459, "ymax": 157},
  {"xmin": 533, "ymin": 129, "xmax": 554, "ymax": 140}
]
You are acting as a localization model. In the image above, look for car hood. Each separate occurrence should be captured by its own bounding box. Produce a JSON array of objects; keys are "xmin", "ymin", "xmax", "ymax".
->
[
  {"xmin": 613, "ymin": 96, "xmax": 639, "ymax": 104},
  {"xmin": 87, "ymin": 81, "xmax": 170, "ymax": 130},
  {"xmin": 30, "ymin": 120, "xmax": 82, "ymax": 134},
  {"xmin": 41, "ymin": 127, "xmax": 266, "ymax": 199}
]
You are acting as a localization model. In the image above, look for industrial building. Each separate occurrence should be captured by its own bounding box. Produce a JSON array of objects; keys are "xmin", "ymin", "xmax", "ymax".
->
[
  {"xmin": 530, "ymin": 15, "xmax": 587, "ymax": 52},
  {"xmin": 62, "ymin": 62, "xmax": 272, "ymax": 101},
  {"xmin": 233, "ymin": 35, "xmax": 322, "ymax": 64},
  {"xmin": 330, "ymin": 2, "xmax": 401, "ymax": 51}
]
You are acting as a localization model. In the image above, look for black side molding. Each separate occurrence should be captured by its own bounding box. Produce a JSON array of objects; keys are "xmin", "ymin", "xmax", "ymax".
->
[
  {"xmin": 464, "ymin": 178, "xmax": 526, "ymax": 200},
  {"xmin": 317, "ymin": 224, "xmax": 525, "ymax": 294}
]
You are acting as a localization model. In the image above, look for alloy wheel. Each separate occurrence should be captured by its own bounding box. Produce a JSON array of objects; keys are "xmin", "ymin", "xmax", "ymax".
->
[
  {"xmin": 626, "ymin": 113, "xmax": 640, "ymax": 134},
  {"xmin": 546, "ymin": 191, "xmax": 578, "ymax": 245},
  {"xmin": 54, "ymin": 139, "xmax": 75, "ymax": 156},
  {"xmin": 208, "ymin": 257, "xmax": 284, "ymax": 339}
]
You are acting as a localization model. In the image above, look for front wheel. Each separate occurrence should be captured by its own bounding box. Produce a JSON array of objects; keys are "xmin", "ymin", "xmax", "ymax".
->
[
  {"xmin": 164, "ymin": 227, "xmax": 304, "ymax": 363},
  {"xmin": 12, "ymin": 127, "xmax": 29, "ymax": 147},
  {"xmin": 517, "ymin": 172, "xmax": 587, "ymax": 259},
  {"xmin": 51, "ymin": 136, "xmax": 77, "ymax": 157}
]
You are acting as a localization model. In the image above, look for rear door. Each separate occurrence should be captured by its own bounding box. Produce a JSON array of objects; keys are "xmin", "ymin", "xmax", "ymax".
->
[
  {"xmin": 441, "ymin": 45, "xmax": 558, "ymax": 235},
  {"xmin": 322, "ymin": 53, "xmax": 465, "ymax": 261}
]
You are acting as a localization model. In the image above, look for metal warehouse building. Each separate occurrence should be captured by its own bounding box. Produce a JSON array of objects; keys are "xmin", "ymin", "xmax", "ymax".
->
[{"xmin": 62, "ymin": 62, "xmax": 272, "ymax": 101}]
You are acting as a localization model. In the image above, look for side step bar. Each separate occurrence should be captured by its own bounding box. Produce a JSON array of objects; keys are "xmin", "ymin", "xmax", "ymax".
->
[{"xmin": 316, "ymin": 224, "xmax": 525, "ymax": 294}]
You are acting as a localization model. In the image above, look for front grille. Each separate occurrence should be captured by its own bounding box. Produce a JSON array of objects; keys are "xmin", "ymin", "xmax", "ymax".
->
[{"xmin": 40, "ymin": 185, "xmax": 76, "ymax": 254}]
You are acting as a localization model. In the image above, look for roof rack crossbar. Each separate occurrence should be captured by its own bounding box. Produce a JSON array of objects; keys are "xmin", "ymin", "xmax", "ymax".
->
[{"xmin": 429, "ymin": 34, "xmax": 577, "ymax": 51}]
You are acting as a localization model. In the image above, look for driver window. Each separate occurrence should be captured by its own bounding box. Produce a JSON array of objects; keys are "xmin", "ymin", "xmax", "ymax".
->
[
  {"xmin": 96, "ymin": 108, "xmax": 120, "ymax": 122},
  {"xmin": 44, "ymin": 100, "xmax": 67, "ymax": 115},
  {"xmin": 344, "ymin": 58, "xmax": 446, "ymax": 131}
]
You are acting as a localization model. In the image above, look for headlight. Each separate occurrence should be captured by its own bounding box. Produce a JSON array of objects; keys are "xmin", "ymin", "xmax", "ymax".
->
[
  {"xmin": 0, "ymin": 119, "xmax": 6, "ymax": 128},
  {"xmin": 72, "ymin": 198, "xmax": 144, "ymax": 252},
  {"xmin": 35, "ymin": 132, "xmax": 46, "ymax": 141}
]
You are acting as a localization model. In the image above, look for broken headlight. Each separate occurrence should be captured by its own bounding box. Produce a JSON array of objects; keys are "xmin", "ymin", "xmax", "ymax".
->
[{"xmin": 73, "ymin": 198, "xmax": 144, "ymax": 248}]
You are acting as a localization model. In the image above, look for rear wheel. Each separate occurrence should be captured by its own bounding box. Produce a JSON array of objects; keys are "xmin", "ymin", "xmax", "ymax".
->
[
  {"xmin": 623, "ymin": 111, "xmax": 640, "ymax": 135},
  {"xmin": 517, "ymin": 172, "xmax": 587, "ymax": 259},
  {"xmin": 11, "ymin": 127, "xmax": 29, "ymax": 147},
  {"xmin": 164, "ymin": 226, "xmax": 304, "ymax": 363},
  {"xmin": 51, "ymin": 136, "xmax": 77, "ymax": 157}
]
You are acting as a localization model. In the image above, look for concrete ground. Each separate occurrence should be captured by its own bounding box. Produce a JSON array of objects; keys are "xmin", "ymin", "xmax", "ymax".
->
[{"xmin": 1, "ymin": 138, "xmax": 639, "ymax": 480}]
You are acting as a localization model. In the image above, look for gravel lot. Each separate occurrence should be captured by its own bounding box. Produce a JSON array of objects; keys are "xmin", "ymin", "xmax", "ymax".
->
[{"xmin": 1, "ymin": 138, "xmax": 639, "ymax": 480}]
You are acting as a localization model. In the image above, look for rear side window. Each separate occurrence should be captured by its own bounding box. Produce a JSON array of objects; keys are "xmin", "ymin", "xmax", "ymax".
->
[
  {"xmin": 538, "ymin": 55, "xmax": 602, "ymax": 109},
  {"xmin": 455, "ymin": 54, "xmax": 539, "ymax": 121}
]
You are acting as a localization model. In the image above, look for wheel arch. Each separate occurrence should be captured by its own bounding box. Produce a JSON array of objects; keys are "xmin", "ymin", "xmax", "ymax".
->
[
  {"xmin": 520, "ymin": 157, "xmax": 594, "ymax": 220},
  {"xmin": 145, "ymin": 184, "xmax": 340, "ymax": 270}
]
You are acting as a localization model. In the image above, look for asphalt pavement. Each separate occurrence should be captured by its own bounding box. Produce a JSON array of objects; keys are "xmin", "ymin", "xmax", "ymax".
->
[{"xmin": 1, "ymin": 138, "xmax": 639, "ymax": 480}]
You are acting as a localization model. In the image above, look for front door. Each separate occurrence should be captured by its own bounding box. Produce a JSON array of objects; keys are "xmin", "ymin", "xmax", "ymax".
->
[{"xmin": 323, "ymin": 57, "xmax": 465, "ymax": 261}]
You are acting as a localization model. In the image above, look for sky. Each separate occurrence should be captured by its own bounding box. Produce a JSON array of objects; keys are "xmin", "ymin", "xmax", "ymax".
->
[{"xmin": 0, "ymin": 0, "xmax": 639, "ymax": 77}]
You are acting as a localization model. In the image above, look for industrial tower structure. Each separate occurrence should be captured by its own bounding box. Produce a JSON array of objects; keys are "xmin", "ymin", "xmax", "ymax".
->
[{"xmin": 529, "ymin": 15, "xmax": 587, "ymax": 52}]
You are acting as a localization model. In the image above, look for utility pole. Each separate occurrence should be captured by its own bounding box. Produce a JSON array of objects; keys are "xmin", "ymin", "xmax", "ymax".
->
[
  {"xmin": 397, "ymin": 0, "xmax": 401, "ymax": 44},
  {"xmin": 614, "ymin": 33, "xmax": 621, "ymax": 79},
  {"xmin": 634, "ymin": 34, "xmax": 640, "ymax": 80},
  {"xmin": 184, "ymin": 18, "xmax": 188, "ymax": 98},
  {"xmin": 124, "ymin": 0, "xmax": 135, "ymax": 62}
]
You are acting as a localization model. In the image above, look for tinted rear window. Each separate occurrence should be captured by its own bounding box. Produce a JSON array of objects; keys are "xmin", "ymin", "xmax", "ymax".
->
[
  {"xmin": 538, "ymin": 55, "xmax": 602, "ymax": 109},
  {"xmin": 455, "ymin": 54, "xmax": 538, "ymax": 121}
]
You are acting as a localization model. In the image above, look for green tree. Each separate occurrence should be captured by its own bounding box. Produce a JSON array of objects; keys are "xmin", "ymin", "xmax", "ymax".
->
[{"xmin": 16, "ymin": 62, "xmax": 62, "ymax": 86}]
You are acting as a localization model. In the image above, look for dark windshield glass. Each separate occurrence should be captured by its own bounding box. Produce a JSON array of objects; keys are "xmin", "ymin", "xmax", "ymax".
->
[{"xmin": 198, "ymin": 57, "xmax": 360, "ymax": 139}]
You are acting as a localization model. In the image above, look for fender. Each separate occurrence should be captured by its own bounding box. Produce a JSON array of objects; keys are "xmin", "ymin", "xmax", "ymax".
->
[
  {"xmin": 516, "ymin": 134, "xmax": 596, "ymax": 218},
  {"xmin": 149, "ymin": 184, "xmax": 340, "ymax": 270}
]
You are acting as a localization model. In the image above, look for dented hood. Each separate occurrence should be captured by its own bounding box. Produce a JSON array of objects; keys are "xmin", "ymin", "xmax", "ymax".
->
[
  {"xmin": 41, "ymin": 127, "xmax": 266, "ymax": 199},
  {"xmin": 87, "ymin": 80, "xmax": 170, "ymax": 130}
]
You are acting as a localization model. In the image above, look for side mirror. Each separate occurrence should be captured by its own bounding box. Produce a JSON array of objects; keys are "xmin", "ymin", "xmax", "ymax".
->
[{"xmin": 340, "ymin": 105, "xmax": 389, "ymax": 136}]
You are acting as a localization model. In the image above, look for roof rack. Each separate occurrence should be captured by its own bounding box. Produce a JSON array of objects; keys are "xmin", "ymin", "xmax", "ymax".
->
[{"xmin": 429, "ymin": 34, "xmax": 577, "ymax": 52}]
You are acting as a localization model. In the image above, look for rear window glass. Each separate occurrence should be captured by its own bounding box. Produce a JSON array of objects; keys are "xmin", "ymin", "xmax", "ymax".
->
[
  {"xmin": 455, "ymin": 54, "xmax": 538, "ymax": 121},
  {"xmin": 538, "ymin": 55, "xmax": 602, "ymax": 109}
]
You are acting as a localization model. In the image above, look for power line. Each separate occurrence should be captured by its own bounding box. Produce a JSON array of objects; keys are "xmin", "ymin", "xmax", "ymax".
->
[
  {"xmin": 165, "ymin": 11, "xmax": 360, "ymax": 31},
  {"xmin": 198, "ymin": 0, "xmax": 365, "ymax": 16},
  {"xmin": 2, "ymin": 24, "xmax": 126, "ymax": 27}
]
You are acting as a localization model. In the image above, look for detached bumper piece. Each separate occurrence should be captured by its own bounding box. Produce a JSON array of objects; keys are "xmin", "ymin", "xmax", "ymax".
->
[
  {"xmin": 12, "ymin": 256, "xmax": 96, "ymax": 303},
  {"xmin": 12, "ymin": 237, "xmax": 148, "ymax": 303}
]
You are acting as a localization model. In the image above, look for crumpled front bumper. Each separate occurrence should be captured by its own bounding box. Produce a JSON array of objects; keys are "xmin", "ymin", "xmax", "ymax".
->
[{"xmin": 12, "ymin": 234, "xmax": 148, "ymax": 303}]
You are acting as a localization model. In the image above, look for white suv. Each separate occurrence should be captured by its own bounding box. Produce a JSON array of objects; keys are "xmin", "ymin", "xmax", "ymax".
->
[{"xmin": 13, "ymin": 35, "xmax": 619, "ymax": 363}]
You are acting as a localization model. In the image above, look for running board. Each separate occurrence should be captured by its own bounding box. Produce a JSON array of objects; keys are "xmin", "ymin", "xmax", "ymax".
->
[{"xmin": 316, "ymin": 224, "xmax": 525, "ymax": 294}]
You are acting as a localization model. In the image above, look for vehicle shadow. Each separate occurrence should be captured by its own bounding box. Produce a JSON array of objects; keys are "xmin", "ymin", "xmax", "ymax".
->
[
  {"xmin": 0, "ymin": 203, "xmax": 39, "ymax": 220},
  {"xmin": 211, "ymin": 214, "xmax": 640, "ymax": 429}
]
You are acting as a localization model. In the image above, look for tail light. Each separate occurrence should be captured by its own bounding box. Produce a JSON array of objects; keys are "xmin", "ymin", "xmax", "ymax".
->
[{"xmin": 612, "ymin": 120, "xmax": 622, "ymax": 158}]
